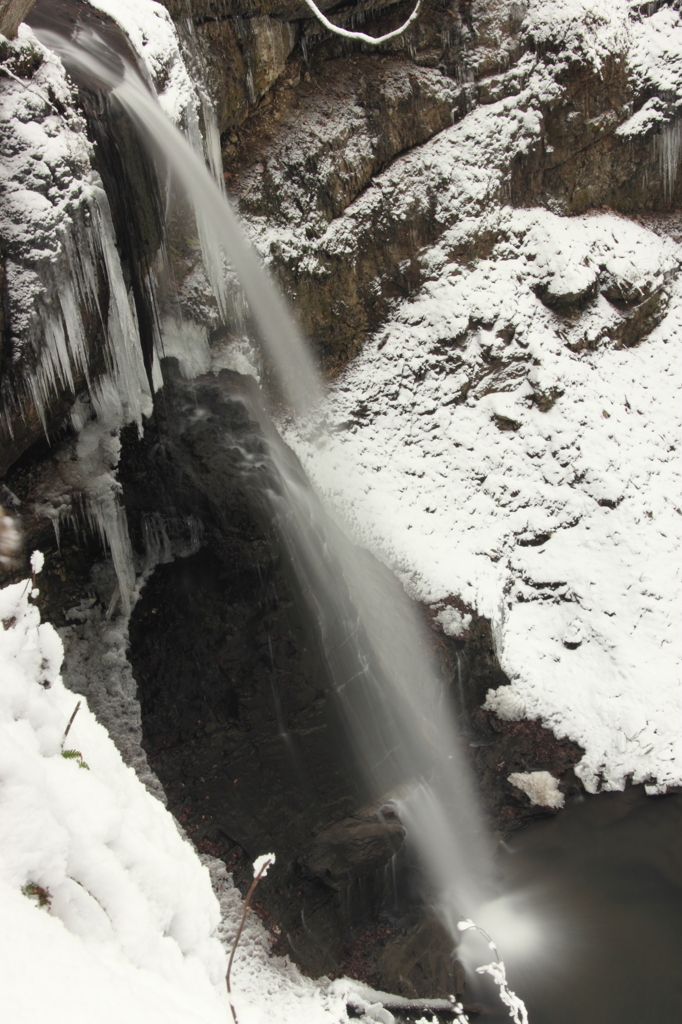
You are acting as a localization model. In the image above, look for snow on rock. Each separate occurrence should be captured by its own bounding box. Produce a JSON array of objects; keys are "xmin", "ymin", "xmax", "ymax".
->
[
  {"xmin": 508, "ymin": 771, "xmax": 565, "ymax": 809},
  {"xmin": 626, "ymin": 5, "xmax": 682, "ymax": 105},
  {"xmin": 523, "ymin": 0, "xmax": 631, "ymax": 70},
  {"xmin": 436, "ymin": 606, "xmax": 473, "ymax": 638},
  {"xmin": 285, "ymin": 205, "xmax": 682, "ymax": 796},
  {"xmin": 0, "ymin": 28, "xmax": 92, "ymax": 369},
  {"xmin": 87, "ymin": 0, "xmax": 196, "ymax": 124}
]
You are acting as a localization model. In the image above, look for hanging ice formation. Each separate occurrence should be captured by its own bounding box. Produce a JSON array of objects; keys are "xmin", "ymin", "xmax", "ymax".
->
[
  {"xmin": 0, "ymin": 17, "xmax": 229, "ymax": 612},
  {"xmin": 656, "ymin": 117, "xmax": 682, "ymax": 200}
]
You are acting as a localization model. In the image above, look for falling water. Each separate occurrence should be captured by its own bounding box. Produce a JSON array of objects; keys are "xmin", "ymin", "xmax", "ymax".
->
[{"xmin": 38, "ymin": 25, "xmax": 497, "ymax": 950}]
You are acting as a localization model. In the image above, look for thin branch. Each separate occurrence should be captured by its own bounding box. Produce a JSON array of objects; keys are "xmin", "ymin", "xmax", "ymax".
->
[
  {"xmin": 457, "ymin": 920, "xmax": 529, "ymax": 1024},
  {"xmin": 62, "ymin": 701, "xmax": 81, "ymax": 749},
  {"xmin": 0, "ymin": 63, "xmax": 53, "ymax": 106},
  {"xmin": 225, "ymin": 860, "xmax": 271, "ymax": 1024},
  {"xmin": 300, "ymin": 0, "xmax": 422, "ymax": 46}
]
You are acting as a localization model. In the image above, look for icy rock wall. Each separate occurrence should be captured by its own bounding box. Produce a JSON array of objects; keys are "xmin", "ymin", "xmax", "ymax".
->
[
  {"xmin": 0, "ymin": 23, "xmax": 158, "ymax": 615},
  {"xmin": 0, "ymin": 27, "xmax": 150, "ymax": 473},
  {"xmin": 221, "ymin": 0, "xmax": 682, "ymax": 372},
  {"xmin": 0, "ymin": 1, "xmax": 233, "ymax": 611}
]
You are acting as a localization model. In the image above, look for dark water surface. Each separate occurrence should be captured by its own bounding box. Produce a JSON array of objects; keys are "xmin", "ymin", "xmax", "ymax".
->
[{"xmin": 470, "ymin": 787, "xmax": 682, "ymax": 1023}]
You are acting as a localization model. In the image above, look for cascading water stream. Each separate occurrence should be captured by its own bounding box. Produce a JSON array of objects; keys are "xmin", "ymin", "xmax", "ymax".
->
[
  {"xmin": 38, "ymin": 27, "xmax": 320, "ymax": 417},
  {"xmin": 36, "ymin": 25, "xmax": 529, "ymax": 1010}
]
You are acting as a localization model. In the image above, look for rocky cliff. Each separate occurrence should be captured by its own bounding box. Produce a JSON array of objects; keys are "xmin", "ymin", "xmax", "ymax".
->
[{"xmin": 2, "ymin": 0, "xmax": 682, "ymax": 1000}]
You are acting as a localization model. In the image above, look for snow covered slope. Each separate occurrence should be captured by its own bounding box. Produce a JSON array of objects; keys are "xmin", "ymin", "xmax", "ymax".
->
[
  {"xmin": 273, "ymin": 0, "xmax": 682, "ymax": 798},
  {"xmin": 0, "ymin": 571, "xmax": 361, "ymax": 1024},
  {"xmin": 0, "ymin": 573, "xmax": 229, "ymax": 1024},
  {"xmin": 285, "ymin": 202, "xmax": 682, "ymax": 795}
]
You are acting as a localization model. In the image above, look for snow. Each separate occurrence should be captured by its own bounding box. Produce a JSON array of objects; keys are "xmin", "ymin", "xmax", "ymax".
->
[
  {"xmin": 284, "ymin": 203, "xmax": 682, "ymax": 795},
  {"xmin": 507, "ymin": 771, "xmax": 565, "ymax": 809},
  {"xmin": 0, "ymin": 576, "xmax": 227, "ymax": 1024},
  {"xmin": 252, "ymin": 853, "xmax": 276, "ymax": 879},
  {"xmin": 0, "ymin": 574, "xmax": 371, "ymax": 1024},
  {"xmin": 437, "ymin": 606, "xmax": 473, "ymax": 638},
  {"xmin": 627, "ymin": 5, "xmax": 682, "ymax": 104},
  {"xmin": 29, "ymin": 549, "xmax": 44, "ymax": 574},
  {"xmin": 86, "ymin": 0, "xmax": 196, "ymax": 124},
  {"xmin": 523, "ymin": 0, "xmax": 631, "ymax": 70}
]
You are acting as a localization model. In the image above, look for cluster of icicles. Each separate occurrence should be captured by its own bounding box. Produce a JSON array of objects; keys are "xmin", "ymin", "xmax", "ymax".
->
[{"xmin": 32, "ymin": 21, "xmax": 528, "ymax": 1024}]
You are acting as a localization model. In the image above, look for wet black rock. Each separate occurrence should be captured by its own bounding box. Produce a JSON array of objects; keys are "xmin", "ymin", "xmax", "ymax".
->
[{"xmin": 301, "ymin": 803, "xmax": 406, "ymax": 891}]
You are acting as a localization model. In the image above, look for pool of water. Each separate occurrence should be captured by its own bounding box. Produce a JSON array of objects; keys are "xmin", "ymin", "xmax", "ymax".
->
[{"xmin": 462, "ymin": 787, "xmax": 682, "ymax": 1023}]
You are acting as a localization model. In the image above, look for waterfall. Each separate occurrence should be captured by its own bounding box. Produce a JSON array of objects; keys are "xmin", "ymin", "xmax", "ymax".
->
[{"xmin": 36, "ymin": 25, "xmax": 495, "ymax": 944}]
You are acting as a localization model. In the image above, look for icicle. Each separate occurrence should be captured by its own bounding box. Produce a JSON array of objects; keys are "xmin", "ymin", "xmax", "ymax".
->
[
  {"xmin": 199, "ymin": 88, "xmax": 225, "ymax": 190},
  {"xmin": 68, "ymin": 419, "xmax": 136, "ymax": 615},
  {"xmin": 85, "ymin": 188, "xmax": 152, "ymax": 429},
  {"xmin": 655, "ymin": 118, "xmax": 682, "ymax": 200},
  {"xmin": 141, "ymin": 513, "xmax": 173, "ymax": 568},
  {"xmin": 85, "ymin": 499, "xmax": 135, "ymax": 618},
  {"xmin": 184, "ymin": 515, "xmax": 203, "ymax": 557}
]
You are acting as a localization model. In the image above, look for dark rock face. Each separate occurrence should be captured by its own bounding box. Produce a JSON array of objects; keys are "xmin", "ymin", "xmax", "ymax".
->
[
  {"xmin": 195, "ymin": 15, "xmax": 299, "ymax": 133},
  {"xmin": 301, "ymin": 804, "xmax": 406, "ymax": 890},
  {"xmin": 120, "ymin": 365, "xmax": 469, "ymax": 992}
]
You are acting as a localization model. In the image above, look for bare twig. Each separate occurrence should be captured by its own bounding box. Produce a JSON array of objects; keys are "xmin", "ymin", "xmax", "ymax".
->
[
  {"xmin": 226, "ymin": 856, "xmax": 274, "ymax": 1024},
  {"xmin": 300, "ymin": 0, "xmax": 422, "ymax": 46},
  {"xmin": 457, "ymin": 920, "xmax": 529, "ymax": 1024},
  {"xmin": 62, "ymin": 701, "xmax": 81, "ymax": 749}
]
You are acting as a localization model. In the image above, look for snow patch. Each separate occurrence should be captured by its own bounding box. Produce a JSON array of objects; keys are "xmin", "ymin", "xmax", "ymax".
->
[
  {"xmin": 436, "ymin": 607, "xmax": 473, "ymax": 637},
  {"xmin": 508, "ymin": 771, "xmax": 565, "ymax": 809},
  {"xmin": 252, "ymin": 853, "xmax": 276, "ymax": 879}
]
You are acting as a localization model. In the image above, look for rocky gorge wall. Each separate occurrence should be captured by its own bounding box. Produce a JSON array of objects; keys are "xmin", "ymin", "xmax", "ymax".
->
[{"xmin": 2, "ymin": 0, "xmax": 682, "ymax": 999}]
